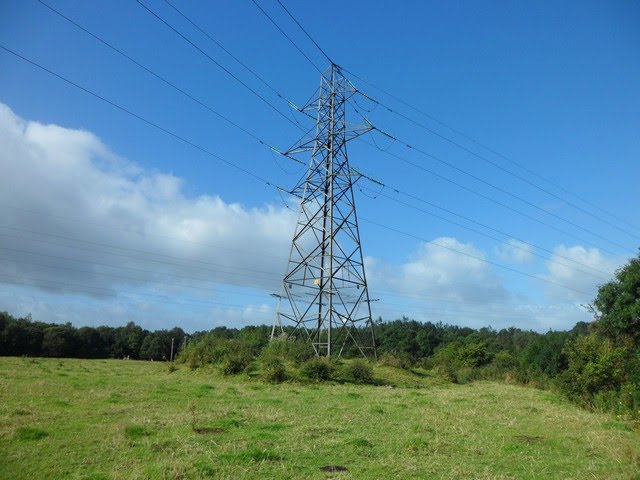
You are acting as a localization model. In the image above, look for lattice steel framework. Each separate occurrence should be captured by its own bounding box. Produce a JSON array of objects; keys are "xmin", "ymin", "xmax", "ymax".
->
[{"xmin": 272, "ymin": 64, "xmax": 376, "ymax": 358}]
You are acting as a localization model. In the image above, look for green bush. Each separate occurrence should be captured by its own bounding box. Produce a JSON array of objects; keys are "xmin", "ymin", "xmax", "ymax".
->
[
  {"xmin": 178, "ymin": 336, "xmax": 257, "ymax": 370},
  {"xmin": 433, "ymin": 364, "xmax": 458, "ymax": 383},
  {"xmin": 261, "ymin": 336, "xmax": 314, "ymax": 365},
  {"xmin": 509, "ymin": 368, "xmax": 553, "ymax": 389},
  {"xmin": 492, "ymin": 351, "xmax": 517, "ymax": 370},
  {"xmin": 557, "ymin": 334, "xmax": 628, "ymax": 403},
  {"xmin": 300, "ymin": 357, "xmax": 335, "ymax": 381},
  {"xmin": 221, "ymin": 354, "xmax": 251, "ymax": 375},
  {"xmin": 432, "ymin": 341, "xmax": 492, "ymax": 369},
  {"xmin": 344, "ymin": 359, "xmax": 373, "ymax": 384},
  {"xmin": 262, "ymin": 357, "xmax": 287, "ymax": 383}
]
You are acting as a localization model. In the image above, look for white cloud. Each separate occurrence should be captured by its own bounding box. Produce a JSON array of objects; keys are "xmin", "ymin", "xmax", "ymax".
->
[
  {"xmin": 368, "ymin": 237, "xmax": 508, "ymax": 304},
  {"xmin": 0, "ymin": 103, "xmax": 608, "ymax": 333},
  {"xmin": 366, "ymin": 239, "xmax": 609, "ymax": 330},
  {"xmin": 544, "ymin": 245, "xmax": 620, "ymax": 302},
  {"xmin": 494, "ymin": 238, "xmax": 534, "ymax": 264},
  {"xmin": 0, "ymin": 102, "xmax": 296, "ymax": 329}
]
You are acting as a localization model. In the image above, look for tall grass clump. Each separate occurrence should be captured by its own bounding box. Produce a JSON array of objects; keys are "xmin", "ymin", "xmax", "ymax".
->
[
  {"xmin": 260, "ymin": 336, "xmax": 314, "ymax": 365},
  {"xmin": 343, "ymin": 359, "xmax": 373, "ymax": 384},
  {"xmin": 261, "ymin": 357, "xmax": 287, "ymax": 383},
  {"xmin": 300, "ymin": 357, "xmax": 335, "ymax": 381},
  {"xmin": 177, "ymin": 335, "xmax": 257, "ymax": 372},
  {"xmin": 378, "ymin": 353, "xmax": 412, "ymax": 369}
]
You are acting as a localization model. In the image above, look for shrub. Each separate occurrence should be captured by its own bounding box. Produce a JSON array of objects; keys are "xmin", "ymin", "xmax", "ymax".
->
[
  {"xmin": 262, "ymin": 357, "xmax": 287, "ymax": 383},
  {"xmin": 492, "ymin": 350, "xmax": 517, "ymax": 370},
  {"xmin": 455, "ymin": 367, "xmax": 477, "ymax": 384},
  {"xmin": 432, "ymin": 341, "xmax": 492, "ymax": 369},
  {"xmin": 344, "ymin": 359, "xmax": 373, "ymax": 384},
  {"xmin": 221, "ymin": 355, "xmax": 251, "ymax": 375},
  {"xmin": 557, "ymin": 334, "xmax": 628, "ymax": 403},
  {"xmin": 261, "ymin": 336, "xmax": 314, "ymax": 365},
  {"xmin": 509, "ymin": 368, "xmax": 553, "ymax": 389},
  {"xmin": 433, "ymin": 364, "xmax": 458, "ymax": 383},
  {"xmin": 178, "ymin": 336, "xmax": 257, "ymax": 370},
  {"xmin": 300, "ymin": 357, "xmax": 335, "ymax": 381}
]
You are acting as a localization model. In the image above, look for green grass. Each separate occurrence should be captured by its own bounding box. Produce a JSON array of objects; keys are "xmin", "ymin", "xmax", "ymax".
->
[{"xmin": 0, "ymin": 357, "xmax": 638, "ymax": 479}]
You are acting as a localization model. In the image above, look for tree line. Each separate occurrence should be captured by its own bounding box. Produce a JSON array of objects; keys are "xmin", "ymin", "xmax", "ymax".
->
[
  {"xmin": 0, "ymin": 315, "xmax": 187, "ymax": 361},
  {"xmin": 0, "ymin": 309, "xmax": 586, "ymax": 367}
]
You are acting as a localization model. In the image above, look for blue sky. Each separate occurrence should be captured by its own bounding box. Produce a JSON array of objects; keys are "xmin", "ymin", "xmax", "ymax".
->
[{"xmin": 0, "ymin": 0, "xmax": 639, "ymax": 332}]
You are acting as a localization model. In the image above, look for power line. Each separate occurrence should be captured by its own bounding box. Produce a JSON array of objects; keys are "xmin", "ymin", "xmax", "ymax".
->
[
  {"xmin": 35, "ymin": 0, "xmax": 310, "ymax": 173},
  {"xmin": 161, "ymin": 0, "xmax": 301, "ymax": 107},
  {"xmin": 135, "ymin": 0, "xmax": 304, "ymax": 130},
  {"xmin": 361, "ymin": 114, "xmax": 635, "ymax": 256},
  {"xmin": 0, "ymin": 267, "xmax": 565, "ymax": 325},
  {"xmin": 0, "ymin": 218, "xmax": 591, "ymax": 306},
  {"xmin": 2, "ymin": 154, "xmax": 614, "ymax": 281},
  {"xmin": 0, "ymin": 43, "xmax": 607, "ymax": 301},
  {"xmin": 273, "ymin": 0, "xmax": 334, "ymax": 65},
  {"xmin": 0, "ymin": 205, "xmax": 284, "ymax": 262},
  {"xmin": 356, "ymin": 138, "xmax": 628, "ymax": 260},
  {"xmin": 2, "ymin": 213, "xmax": 608, "ymax": 307},
  {"xmin": 342, "ymin": 66, "xmax": 640, "ymax": 235},
  {"xmin": 373, "ymin": 288, "xmax": 532, "ymax": 309},
  {"xmin": 36, "ymin": 0, "xmax": 275, "ymax": 149},
  {"xmin": 0, "ymin": 227, "xmax": 280, "ymax": 280},
  {"xmin": 3, "ymin": 236, "xmax": 575, "ymax": 324},
  {"xmin": 359, "ymin": 185, "xmax": 611, "ymax": 281},
  {"xmin": 242, "ymin": 1, "xmax": 635, "ymax": 257},
  {"xmin": 1, "ymin": 218, "xmax": 597, "ymax": 307},
  {"xmin": 352, "ymin": 93, "xmax": 640, "ymax": 244},
  {"xmin": 371, "ymin": 302, "xmax": 586, "ymax": 324},
  {"xmin": 172, "ymin": 6, "xmax": 624, "ymax": 266},
  {"xmin": 359, "ymin": 217, "xmax": 595, "ymax": 298},
  {"xmin": 2, "ymin": 231, "xmax": 569, "ymax": 311},
  {"xmin": 271, "ymin": 198, "xmax": 601, "ymax": 298},
  {"xmin": 0, "ymin": 274, "xmax": 275, "ymax": 316},
  {"xmin": 249, "ymin": 0, "xmax": 322, "ymax": 74},
  {"xmin": 0, "ymin": 243, "xmax": 280, "ymax": 289},
  {"xmin": 3, "ymin": 196, "xmax": 611, "ymax": 301},
  {"xmin": 137, "ymin": 0, "xmax": 632, "ymax": 269},
  {"xmin": 3, "ymin": 254, "xmax": 274, "ymax": 300},
  {"xmin": 0, "ymin": 44, "xmax": 272, "ymax": 187},
  {"xmin": 4, "ymin": 251, "xmax": 560, "ymax": 323},
  {"xmin": 376, "ymin": 186, "xmax": 616, "ymax": 277}
]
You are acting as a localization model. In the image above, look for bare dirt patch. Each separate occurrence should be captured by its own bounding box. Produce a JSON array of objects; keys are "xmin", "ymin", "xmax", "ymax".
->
[
  {"xmin": 320, "ymin": 465, "xmax": 348, "ymax": 472},
  {"xmin": 514, "ymin": 435, "xmax": 544, "ymax": 443}
]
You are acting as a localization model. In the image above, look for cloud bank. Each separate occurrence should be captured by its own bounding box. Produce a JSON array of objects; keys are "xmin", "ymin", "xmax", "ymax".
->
[{"xmin": 0, "ymin": 103, "xmax": 622, "ymax": 331}]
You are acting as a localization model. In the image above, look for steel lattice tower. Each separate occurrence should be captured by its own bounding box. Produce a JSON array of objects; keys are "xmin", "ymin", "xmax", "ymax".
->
[{"xmin": 272, "ymin": 64, "xmax": 376, "ymax": 358}]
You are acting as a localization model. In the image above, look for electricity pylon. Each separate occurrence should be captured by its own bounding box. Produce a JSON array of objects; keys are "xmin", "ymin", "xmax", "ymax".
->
[{"xmin": 272, "ymin": 64, "xmax": 376, "ymax": 358}]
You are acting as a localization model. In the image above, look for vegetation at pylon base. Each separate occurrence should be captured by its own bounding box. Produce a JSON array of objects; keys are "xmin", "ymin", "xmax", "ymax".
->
[
  {"xmin": 299, "ymin": 357, "xmax": 336, "ymax": 381},
  {"xmin": 261, "ymin": 357, "xmax": 287, "ymax": 383},
  {"xmin": 342, "ymin": 359, "xmax": 374, "ymax": 384},
  {"xmin": 221, "ymin": 354, "xmax": 251, "ymax": 376},
  {"xmin": 259, "ymin": 335, "xmax": 315, "ymax": 365}
]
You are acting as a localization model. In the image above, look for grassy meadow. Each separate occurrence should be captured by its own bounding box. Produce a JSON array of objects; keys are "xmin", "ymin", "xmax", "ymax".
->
[{"xmin": 0, "ymin": 357, "xmax": 638, "ymax": 479}]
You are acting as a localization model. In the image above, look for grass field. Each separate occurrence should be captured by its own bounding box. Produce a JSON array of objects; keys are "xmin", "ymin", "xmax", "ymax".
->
[{"xmin": 0, "ymin": 357, "xmax": 638, "ymax": 479}]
